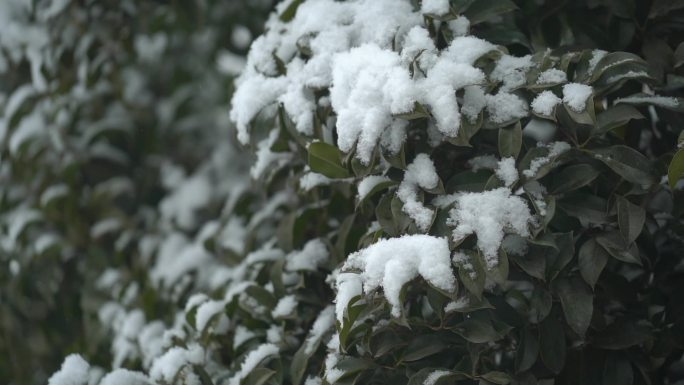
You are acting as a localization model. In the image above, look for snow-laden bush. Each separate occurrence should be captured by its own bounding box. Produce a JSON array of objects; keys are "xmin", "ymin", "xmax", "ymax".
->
[{"xmin": 17, "ymin": 0, "xmax": 684, "ymax": 384}]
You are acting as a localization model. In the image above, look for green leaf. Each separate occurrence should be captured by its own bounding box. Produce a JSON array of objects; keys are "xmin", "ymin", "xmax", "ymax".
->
[
  {"xmin": 554, "ymin": 276, "xmax": 593, "ymax": 338},
  {"xmin": 615, "ymin": 94, "xmax": 684, "ymax": 112},
  {"xmin": 487, "ymin": 249, "xmax": 509, "ymax": 286},
  {"xmin": 590, "ymin": 52, "xmax": 646, "ymax": 82},
  {"xmin": 668, "ymin": 148, "xmax": 684, "ymax": 189},
  {"xmin": 549, "ymin": 164, "xmax": 600, "ymax": 194},
  {"xmin": 480, "ymin": 372, "xmax": 511, "ymax": 384},
  {"xmin": 279, "ymin": 0, "xmax": 303, "ymax": 22},
  {"xmin": 454, "ymin": 250, "xmax": 485, "ymax": 299},
  {"xmin": 596, "ymin": 231, "xmax": 641, "ymax": 265},
  {"xmin": 369, "ymin": 330, "xmax": 407, "ymax": 358},
  {"xmin": 244, "ymin": 368, "xmax": 276, "ymax": 385},
  {"xmin": 590, "ymin": 145, "xmax": 655, "ymax": 185},
  {"xmin": 592, "ymin": 319, "xmax": 651, "ymax": 349},
  {"xmin": 515, "ymin": 328, "xmax": 539, "ymax": 373},
  {"xmin": 498, "ymin": 122, "xmax": 522, "ymax": 159},
  {"xmin": 452, "ymin": 319, "xmax": 502, "ymax": 343},
  {"xmin": 675, "ymin": 42, "xmax": 684, "ymax": 68},
  {"xmin": 603, "ymin": 354, "xmax": 634, "ymax": 385},
  {"xmin": 510, "ymin": 245, "xmax": 547, "ymax": 281},
  {"xmin": 617, "ymin": 196, "xmax": 645, "ymax": 244},
  {"xmin": 595, "ymin": 105, "xmax": 644, "ymax": 135},
  {"xmin": 558, "ymin": 193, "xmax": 609, "ymax": 225},
  {"xmin": 578, "ymin": 238, "xmax": 609, "ymax": 288},
  {"xmin": 307, "ymin": 142, "xmax": 350, "ymax": 179},
  {"xmin": 529, "ymin": 285, "xmax": 552, "ymax": 324},
  {"xmin": 463, "ymin": 0, "xmax": 518, "ymax": 25},
  {"xmin": 545, "ymin": 232, "xmax": 574, "ymax": 282},
  {"xmin": 539, "ymin": 313, "xmax": 566, "ymax": 373},
  {"xmin": 402, "ymin": 335, "xmax": 448, "ymax": 362}
]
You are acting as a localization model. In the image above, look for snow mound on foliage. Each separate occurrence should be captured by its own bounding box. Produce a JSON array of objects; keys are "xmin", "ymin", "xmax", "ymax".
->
[
  {"xmin": 48, "ymin": 354, "xmax": 90, "ymax": 385},
  {"xmin": 447, "ymin": 188, "xmax": 533, "ymax": 267},
  {"xmin": 397, "ymin": 154, "xmax": 439, "ymax": 231},
  {"xmin": 340, "ymin": 234, "xmax": 455, "ymax": 317}
]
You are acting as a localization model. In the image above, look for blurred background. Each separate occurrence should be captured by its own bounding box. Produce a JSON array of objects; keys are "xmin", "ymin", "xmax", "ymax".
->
[{"xmin": 0, "ymin": 0, "xmax": 682, "ymax": 384}]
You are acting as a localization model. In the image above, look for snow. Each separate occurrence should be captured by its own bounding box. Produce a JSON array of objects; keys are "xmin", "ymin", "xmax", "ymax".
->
[
  {"xmin": 233, "ymin": 325, "xmax": 256, "ymax": 349},
  {"xmin": 90, "ymin": 218, "xmax": 121, "ymax": 238},
  {"xmin": 251, "ymin": 130, "xmax": 293, "ymax": 179},
  {"xmin": 531, "ymin": 90, "xmax": 561, "ymax": 116},
  {"xmin": 227, "ymin": 343, "xmax": 280, "ymax": 385},
  {"xmin": 138, "ymin": 321, "xmax": 166, "ymax": 369},
  {"xmin": 448, "ymin": 17, "xmax": 470, "ymax": 37},
  {"xmin": 588, "ymin": 50, "xmax": 607, "ymax": 72},
  {"xmin": 331, "ymin": 44, "xmax": 415, "ymax": 164},
  {"xmin": 502, "ymin": 234, "xmax": 528, "ymax": 256},
  {"xmin": 397, "ymin": 154, "xmax": 439, "ymax": 232},
  {"xmin": 10, "ymin": 114, "xmax": 45, "ymax": 155},
  {"xmin": 469, "ymin": 155, "xmax": 498, "ymax": 171},
  {"xmin": 99, "ymin": 369, "xmax": 150, "ymax": 385},
  {"xmin": 334, "ymin": 272, "xmax": 363, "ymax": 323},
  {"xmin": 231, "ymin": 74, "xmax": 287, "ymax": 144},
  {"xmin": 300, "ymin": 170, "xmax": 333, "ymax": 191},
  {"xmin": 616, "ymin": 95, "xmax": 680, "ymax": 109},
  {"xmin": 447, "ymin": 188, "xmax": 533, "ymax": 267},
  {"xmin": 444, "ymin": 297, "xmax": 469, "ymax": 313},
  {"xmin": 443, "ymin": 36, "xmax": 496, "ymax": 65},
  {"xmin": 35, "ymin": 233, "xmax": 59, "ymax": 254},
  {"xmin": 324, "ymin": 348, "xmax": 344, "ymax": 384},
  {"xmin": 562, "ymin": 83, "xmax": 593, "ymax": 112},
  {"xmin": 421, "ymin": 0, "xmax": 450, "ymax": 15},
  {"xmin": 491, "ymin": 55, "xmax": 534, "ymax": 91},
  {"xmin": 536, "ymin": 68, "xmax": 567, "ymax": 84},
  {"xmin": 401, "ymin": 26, "xmax": 437, "ymax": 69},
  {"xmin": 159, "ymin": 174, "xmax": 212, "ymax": 230},
  {"xmin": 305, "ymin": 306, "xmax": 335, "ymax": 353},
  {"xmin": 461, "ymin": 86, "xmax": 487, "ymax": 122},
  {"xmin": 48, "ymin": 354, "xmax": 90, "ymax": 385},
  {"xmin": 486, "ymin": 92, "xmax": 529, "ymax": 123},
  {"xmin": 522, "ymin": 141, "xmax": 571, "ymax": 178},
  {"xmin": 286, "ymin": 238, "xmax": 329, "ymax": 271},
  {"xmin": 149, "ymin": 345, "xmax": 204, "ymax": 383},
  {"xmin": 418, "ymin": 59, "xmax": 485, "ymax": 137},
  {"xmin": 342, "ymin": 234, "xmax": 455, "ymax": 317},
  {"xmin": 305, "ymin": 377, "xmax": 323, "ymax": 385},
  {"xmin": 357, "ymin": 175, "xmax": 391, "ymax": 201},
  {"xmin": 232, "ymin": 25, "xmax": 253, "ymax": 50},
  {"xmin": 217, "ymin": 51, "xmax": 246, "ymax": 76},
  {"xmin": 195, "ymin": 299, "xmax": 228, "ymax": 332},
  {"xmin": 40, "ymin": 184, "xmax": 69, "ymax": 206},
  {"xmin": 607, "ymin": 71, "xmax": 650, "ymax": 83},
  {"xmin": 496, "ymin": 157, "xmax": 519, "ymax": 187},
  {"xmin": 452, "ymin": 251, "xmax": 476, "ymax": 278},
  {"xmin": 272, "ymin": 295, "xmax": 298, "ymax": 318},
  {"xmin": 424, "ymin": 370, "xmax": 451, "ymax": 385},
  {"xmin": 523, "ymin": 119, "xmax": 556, "ymax": 142}
]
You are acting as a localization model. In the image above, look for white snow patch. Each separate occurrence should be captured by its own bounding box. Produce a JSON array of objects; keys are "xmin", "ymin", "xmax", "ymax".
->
[
  {"xmin": 286, "ymin": 238, "xmax": 329, "ymax": 271},
  {"xmin": 531, "ymin": 91, "xmax": 561, "ymax": 116},
  {"xmin": 397, "ymin": 154, "xmax": 439, "ymax": 232},
  {"xmin": 536, "ymin": 68, "xmax": 567, "ymax": 84},
  {"xmin": 272, "ymin": 295, "xmax": 298, "ymax": 318},
  {"xmin": 447, "ymin": 188, "xmax": 533, "ymax": 267},
  {"xmin": 227, "ymin": 344, "xmax": 279, "ymax": 385},
  {"xmin": 562, "ymin": 83, "xmax": 593, "ymax": 112},
  {"xmin": 421, "ymin": 0, "xmax": 450, "ymax": 15},
  {"xmin": 342, "ymin": 234, "xmax": 455, "ymax": 317},
  {"xmin": 48, "ymin": 354, "xmax": 90, "ymax": 385},
  {"xmin": 522, "ymin": 141, "xmax": 571, "ymax": 178},
  {"xmin": 496, "ymin": 157, "xmax": 519, "ymax": 187}
]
